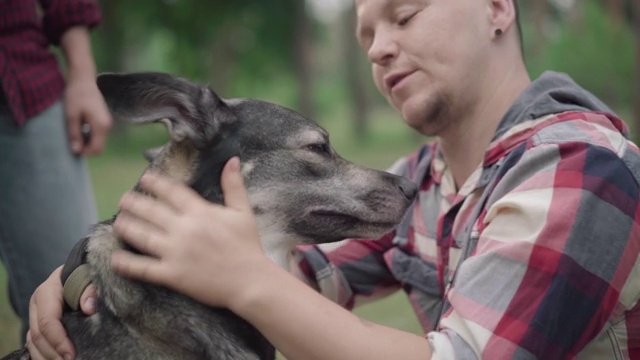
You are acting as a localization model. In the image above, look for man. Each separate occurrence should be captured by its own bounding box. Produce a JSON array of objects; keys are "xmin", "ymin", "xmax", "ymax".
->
[
  {"xmin": 27, "ymin": 0, "xmax": 640, "ymax": 359},
  {"xmin": 0, "ymin": 0, "xmax": 112, "ymax": 343}
]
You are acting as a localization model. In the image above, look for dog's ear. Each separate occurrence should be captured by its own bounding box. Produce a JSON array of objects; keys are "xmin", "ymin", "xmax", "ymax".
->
[{"xmin": 97, "ymin": 72, "xmax": 223, "ymax": 147}]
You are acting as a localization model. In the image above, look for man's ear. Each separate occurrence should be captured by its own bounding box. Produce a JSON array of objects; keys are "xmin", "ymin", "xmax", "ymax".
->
[
  {"xmin": 97, "ymin": 72, "xmax": 224, "ymax": 148},
  {"xmin": 489, "ymin": 0, "xmax": 517, "ymax": 37}
]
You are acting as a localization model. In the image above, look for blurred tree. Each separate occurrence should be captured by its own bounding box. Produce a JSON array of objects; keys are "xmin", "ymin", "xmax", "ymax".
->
[
  {"xmin": 94, "ymin": 0, "xmax": 125, "ymax": 72},
  {"xmin": 293, "ymin": 0, "xmax": 317, "ymax": 119},
  {"xmin": 569, "ymin": 0, "xmax": 585, "ymax": 29},
  {"xmin": 532, "ymin": 0, "xmax": 549, "ymax": 56},
  {"xmin": 86, "ymin": 0, "xmax": 637, "ymax": 143},
  {"xmin": 343, "ymin": 2, "xmax": 372, "ymax": 140},
  {"xmin": 93, "ymin": 0, "xmax": 128, "ymax": 133},
  {"xmin": 93, "ymin": 0, "xmax": 316, "ymax": 113},
  {"xmin": 527, "ymin": 1, "xmax": 634, "ymax": 113},
  {"xmin": 607, "ymin": 0, "xmax": 624, "ymax": 27}
]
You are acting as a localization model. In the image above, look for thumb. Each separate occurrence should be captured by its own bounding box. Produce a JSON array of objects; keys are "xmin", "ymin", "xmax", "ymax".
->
[
  {"xmin": 221, "ymin": 157, "xmax": 251, "ymax": 211},
  {"xmin": 79, "ymin": 284, "xmax": 98, "ymax": 315},
  {"xmin": 66, "ymin": 110, "xmax": 83, "ymax": 154}
]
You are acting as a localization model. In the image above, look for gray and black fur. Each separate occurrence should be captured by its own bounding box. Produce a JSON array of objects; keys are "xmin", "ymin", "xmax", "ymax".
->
[{"xmin": 2, "ymin": 72, "xmax": 417, "ymax": 360}]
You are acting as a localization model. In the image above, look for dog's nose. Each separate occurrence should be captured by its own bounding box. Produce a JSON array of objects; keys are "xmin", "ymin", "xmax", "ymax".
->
[{"xmin": 397, "ymin": 178, "xmax": 418, "ymax": 201}]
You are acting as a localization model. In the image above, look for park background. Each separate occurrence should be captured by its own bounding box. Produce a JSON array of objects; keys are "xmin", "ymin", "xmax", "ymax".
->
[{"xmin": 1, "ymin": 0, "xmax": 639, "ymax": 354}]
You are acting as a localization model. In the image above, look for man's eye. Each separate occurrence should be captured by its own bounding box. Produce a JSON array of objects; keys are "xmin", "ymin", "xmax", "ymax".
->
[
  {"xmin": 398, "ymin": 12, "xmax": 417, "ymax": 26},
  {"xmin": 307, "ymin": 143, "xmax": 331, "ymax": 155}
]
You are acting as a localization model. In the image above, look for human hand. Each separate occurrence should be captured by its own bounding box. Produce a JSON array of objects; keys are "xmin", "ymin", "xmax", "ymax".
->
[
  {"xmin": 111, "ymin": 157, "xmax": 270, "ymax": 308},
  {"xmin": 26, "ymin": 267, "xmax": 97, "ymax": 360},
  {"xmin": 63, "ymin": 76, "xmax": 112, "ymax": 155}
]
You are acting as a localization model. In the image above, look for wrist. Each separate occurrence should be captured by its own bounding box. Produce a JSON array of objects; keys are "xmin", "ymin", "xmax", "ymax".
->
[
  {"xmin": 61, "ymin": 26, "xmax": 97, "ymax": 83},
  {"xmin": 227, "ymin": 257, "xmax": 289, "ymax": 316}
]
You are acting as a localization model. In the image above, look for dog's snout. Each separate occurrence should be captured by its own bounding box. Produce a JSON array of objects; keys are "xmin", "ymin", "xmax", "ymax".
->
[{"xmin": 397, "ymin": 177, "xmax": 418, "ymax": 201}]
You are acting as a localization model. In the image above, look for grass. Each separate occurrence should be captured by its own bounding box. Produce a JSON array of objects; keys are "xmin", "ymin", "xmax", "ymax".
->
[{"xmin": 0, "ymin": 106, "xmax": 425, "ymax": 355}]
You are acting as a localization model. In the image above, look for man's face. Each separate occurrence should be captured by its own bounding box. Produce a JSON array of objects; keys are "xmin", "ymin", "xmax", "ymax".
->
[{"xmin": 356, "ymin": 0, "xmax": 492, "ymax": 135}]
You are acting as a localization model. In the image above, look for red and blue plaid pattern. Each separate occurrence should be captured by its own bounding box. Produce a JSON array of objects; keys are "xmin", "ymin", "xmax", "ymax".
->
[
  {"xmin": 0, "ymin": 0, "xmax": 102, "ymax": 125},
  {"xmin": 297, "ymin": 111, "xmax": 640, "ymax": 359}
]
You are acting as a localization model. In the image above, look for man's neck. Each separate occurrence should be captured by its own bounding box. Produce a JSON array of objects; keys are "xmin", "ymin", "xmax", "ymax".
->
[{"xmin": 439, "ymin": 60, "xmax": 531, "ymax": 190}]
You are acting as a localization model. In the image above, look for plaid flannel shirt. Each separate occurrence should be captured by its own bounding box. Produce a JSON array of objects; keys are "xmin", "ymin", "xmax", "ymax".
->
[
  {"xmin": 0, "ymin": 0, "xmax": 102, "ymax": 125},
  {"xmin": 296, "ymin": 110, "xmax": 640, "ymax": 359}
]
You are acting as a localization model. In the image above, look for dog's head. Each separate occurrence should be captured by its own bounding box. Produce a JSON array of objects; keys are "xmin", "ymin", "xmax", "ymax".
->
[{"xmin": 98, "ymin": 72, "xmax": 417, "ymax": 263}]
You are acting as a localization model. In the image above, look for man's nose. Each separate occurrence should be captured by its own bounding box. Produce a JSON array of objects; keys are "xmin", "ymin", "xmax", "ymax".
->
[{"xmin": 367, "ymin": 32, "xmax": 399, "ymax": 66}]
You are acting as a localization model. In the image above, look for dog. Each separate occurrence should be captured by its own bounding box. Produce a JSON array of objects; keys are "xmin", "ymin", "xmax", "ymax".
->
[{"xmin": 2, "ymin": 72, "xmax": 417, "ymax": 360}]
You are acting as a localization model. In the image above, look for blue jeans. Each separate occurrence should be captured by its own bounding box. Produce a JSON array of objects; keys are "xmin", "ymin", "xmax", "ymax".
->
[{"xmin": 0, "ymin": 100, "xmax": 97, "ymax": 343}]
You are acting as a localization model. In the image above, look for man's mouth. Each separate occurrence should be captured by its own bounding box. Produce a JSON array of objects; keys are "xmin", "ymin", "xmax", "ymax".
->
[{"xmin": 384, "ymin": 70, "xmax": 416, "ymax": 93}]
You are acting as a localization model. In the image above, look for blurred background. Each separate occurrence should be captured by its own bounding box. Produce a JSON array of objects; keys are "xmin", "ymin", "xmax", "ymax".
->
[{"xmin": 1, "ymin": 0, "xmax": 639, "ymax": 353}]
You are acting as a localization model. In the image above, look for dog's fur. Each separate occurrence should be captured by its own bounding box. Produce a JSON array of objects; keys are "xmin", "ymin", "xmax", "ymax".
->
[{"xmin": 2, "ymin": 72, "xmax": 417, "ymax": 360}]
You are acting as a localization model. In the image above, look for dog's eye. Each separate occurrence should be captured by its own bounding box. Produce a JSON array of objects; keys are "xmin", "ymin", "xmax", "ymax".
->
[{"xmin": 307, "ymin": 143, "xmax": 331, "ymax": 156}]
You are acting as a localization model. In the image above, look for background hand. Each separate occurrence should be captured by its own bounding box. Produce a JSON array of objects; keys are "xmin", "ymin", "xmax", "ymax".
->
[{"xmin": 63, "ymin": 77, "xmax": 112, "ymax": 155}]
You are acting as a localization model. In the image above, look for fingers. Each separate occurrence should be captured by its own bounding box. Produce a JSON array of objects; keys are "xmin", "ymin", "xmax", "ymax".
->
[
  {"xmin": 28, "ymin": 266, "xmax": 75, "ymax": 360},
  {"xmin": 81, "ymin": 108, "xmax": 112, "ymax": 156},
  {"xmin": 111, "ymin": 249, "xmax": 168, "ymax": 285},
  {"xmin": 64, "ymin": 81, "xmax": 113, "ymax": 156},
  {"xmin": 221, "ymin": 157, "xmax": 251, "ymax": 211},
  {"xmin": 65, "ymin": 109, "xmax": 83, "ymax": 154},
  {"xmin": 138, "ymin": 172, "xmax": 204, "ymax": 213},
  {"xmin": 135, "ymin": 158, "xmax": 250, "ymax": 215},
  {"xmin": 26, "ymin": 314, "xmax": 56, "ymax": 360},
  {"xmin": 113, "ymin": 213, "xmax": 168, "ymax": 258},
  {"xmin": 81, "ymin": 122, "xmax": 106, "ymax": 156},
  {"xmin": 79, "ymin": 285, "xmax": 98, "ymax": 316},
  {"xmin": 118, "ymin": 192, "xmax": 176, "ymax": 230},
  {"xmin": 26, "ymin": 331, "xmax": 56, "ymax": 360},
  {"xmin": 28, "ymin": 319, "xmax": 70, "ymax": 360}
]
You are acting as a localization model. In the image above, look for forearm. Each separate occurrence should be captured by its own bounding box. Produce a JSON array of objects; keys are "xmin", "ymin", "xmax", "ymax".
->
[
  {"xmin": 60, "ymin": 26, "xmax": 97, "ymax": 82},
  {"xmin": 230, "ymin": 261, "xmax": 432, "ymax": 360}
]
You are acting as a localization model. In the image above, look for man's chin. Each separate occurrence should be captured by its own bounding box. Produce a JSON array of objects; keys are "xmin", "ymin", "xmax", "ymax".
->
[
  {"xmin": 404, "ymin": 116, "xmax": 448, "ymax": 138},
  {"xmin": 402, "ymin": 106, "xmax": 431, "ymax": 134},
  {"xmin": 401, "ymin": 97, "xmax": 449, "ymax": 136}
]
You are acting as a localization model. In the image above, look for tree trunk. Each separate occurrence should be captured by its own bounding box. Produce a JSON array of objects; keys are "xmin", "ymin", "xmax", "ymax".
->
[
  {"xmin": 98, "ymin": 0, "xmax": 128, "ymax": 134},
  {"xmin": 210, "ymin": 23, "xmax": 240, "ymax": 95},
  {"xmin": 532, "ymin": 0, "xmax": 549, "ymax": 56},
  {"xmin": 607, "ymin": 0, "xmax": 624, "ymax": 25},
  {"xmin": 570, "ymin": 0, "xmax": 585, "ymax": 31},
  {"xmin": 343, "ymin": 3, "xmax": 371, "ymax": 141},
  {"xmin": 606, "ymin": 0, "xmax": 625, "ymax": 105},
  {"xmin": 292, "ymin": 0, "xmax": 316, "ymax": 119}
]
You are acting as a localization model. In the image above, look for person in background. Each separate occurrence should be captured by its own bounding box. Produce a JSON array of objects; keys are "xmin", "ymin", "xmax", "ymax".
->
[
  {"xmin": 26, "ymin": 0, "xmax": 640, "ymax": 359},
  {"xmin": 0, "ymin": 0, "xmax": 112, "ymax": 343}
]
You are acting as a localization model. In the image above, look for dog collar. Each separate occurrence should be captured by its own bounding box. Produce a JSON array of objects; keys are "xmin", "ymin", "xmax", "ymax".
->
[{"xmin": 63, "ymin": 264, "xmax": 93, "ymax": 311}]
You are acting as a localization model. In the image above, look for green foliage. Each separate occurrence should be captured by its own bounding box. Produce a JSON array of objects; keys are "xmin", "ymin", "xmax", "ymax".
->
[
  {"xmin": 525, "ymin": 1, "xmax": 635, "ymax": 110},
  {"xmin": 93, "ymin": 0, "xmax": 307, "ymax": 87},
  {"xmin": 88, "ymin": 0, "xmax": 636, "ymax": 124}
]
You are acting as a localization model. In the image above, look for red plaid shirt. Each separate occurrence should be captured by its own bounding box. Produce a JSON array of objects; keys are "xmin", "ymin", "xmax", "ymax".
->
[
  {"xmin": 0, "ymin": 0, "xmax": 102, "ymax": 126},
  {"xmin": 297, "ymin": 111, "xmax": 640, "ymax": 359},
  {"xmin": 296, "ymin": 69, "xmax": 640, "ymax": 359}
]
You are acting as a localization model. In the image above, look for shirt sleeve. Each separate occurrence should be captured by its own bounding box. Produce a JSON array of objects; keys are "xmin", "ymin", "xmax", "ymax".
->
[
  {"xmin": 295, "ymin": 231, "xmax": 402, "ymax": 309},
  {"xmin": 428, "ymin": 141, "xmax": 640, "ymax": 359},
  {"xmin": 38, "ymin": 0, "xmax": 102, "ymax": 45}
]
